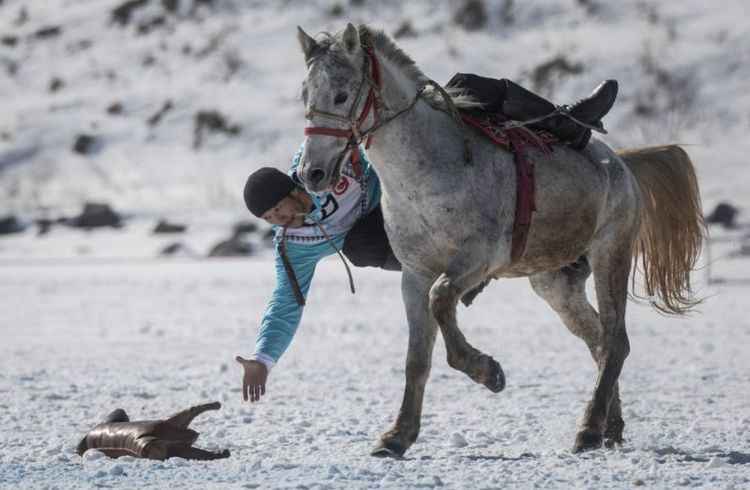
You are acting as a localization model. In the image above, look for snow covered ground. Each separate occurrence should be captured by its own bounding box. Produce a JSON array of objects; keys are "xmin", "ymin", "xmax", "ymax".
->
[
  {"xmin": 2, "ymin": 0, "xmax": 750, "ymax": 488},
  {"xmin": 1, "ymin": 258, "xmax": 750, "ymax": 489}
]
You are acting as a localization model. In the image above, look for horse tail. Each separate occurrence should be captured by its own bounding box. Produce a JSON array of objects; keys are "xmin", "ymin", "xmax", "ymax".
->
[{"xmin": 617, "ymin": 145, "xmax": 706, "ymax": 315}]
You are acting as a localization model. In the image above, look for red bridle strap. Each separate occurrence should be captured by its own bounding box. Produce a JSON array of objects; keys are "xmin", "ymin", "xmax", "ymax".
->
[{"xmin": 303, "ymin": 46, "xmax": 382, "ymax": 178}]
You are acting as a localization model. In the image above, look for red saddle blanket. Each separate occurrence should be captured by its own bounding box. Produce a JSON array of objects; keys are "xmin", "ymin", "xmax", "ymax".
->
[{"xmin": 461, "ymin": 114, "xmax": 558, "ymax": 263}]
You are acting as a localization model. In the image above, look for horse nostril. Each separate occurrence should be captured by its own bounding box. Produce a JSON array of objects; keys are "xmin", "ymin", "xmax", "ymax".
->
[{"xmin": 309, "ymin": 168, "xmax": 326, "ymax": 185}]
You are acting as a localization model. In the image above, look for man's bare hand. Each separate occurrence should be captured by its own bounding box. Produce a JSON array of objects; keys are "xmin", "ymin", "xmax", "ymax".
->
[{"xmin": 236, "ymin": 356, "xmax": 268, "ymax": 403}]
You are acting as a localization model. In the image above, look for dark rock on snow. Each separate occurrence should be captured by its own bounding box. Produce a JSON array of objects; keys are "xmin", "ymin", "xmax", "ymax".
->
[
  {"xmin": 153, "ymin": 219, "xmax": 187, "ymax": 234},
  {"xmin": 707, "ymin": 202, "xmax": 739, "ymax": 229},
  {"xmin": 72, "ymin": 134, "xmax": 99, "ymax": 155},
  {"xmin": 208, "ymin": 233, "xmax": 253, "ymax": 257},
  {"xmin": 0, "ymin": 215, "xmax": 26, "ymax": 235},
  {"xmin": 68, "ymin": 202, "xmax": 123, "ymax": 229},
  {"xmin": 233, "ymin": 220, "xmax": 258, "ymax": 235}
]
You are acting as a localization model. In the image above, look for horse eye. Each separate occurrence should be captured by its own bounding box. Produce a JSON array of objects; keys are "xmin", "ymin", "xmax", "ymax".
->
[{"xmin": 334, "ymin": 92, "xmax": 348, "ymax": 105}]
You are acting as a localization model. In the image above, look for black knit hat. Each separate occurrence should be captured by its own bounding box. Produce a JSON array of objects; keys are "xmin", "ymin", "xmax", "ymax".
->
[{"xmin": 243, "ymin": 167, "xmax": 296, "ymax": 217}]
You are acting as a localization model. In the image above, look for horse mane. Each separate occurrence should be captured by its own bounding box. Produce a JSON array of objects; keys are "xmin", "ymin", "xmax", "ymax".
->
[{"xmin": 358, "ymin": 24, "xmax": 483, "ymax": 111}]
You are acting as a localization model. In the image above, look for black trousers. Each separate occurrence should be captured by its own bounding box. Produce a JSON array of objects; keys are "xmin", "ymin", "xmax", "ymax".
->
[{"xmin": 342, "ymin": 206, "xmax": 401, "ymax": 271}]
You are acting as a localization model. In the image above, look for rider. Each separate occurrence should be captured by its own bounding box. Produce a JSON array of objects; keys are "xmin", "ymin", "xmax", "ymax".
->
[{"xmin": 236, "ymin": 77, "xmax": 618, "ymax": 403}]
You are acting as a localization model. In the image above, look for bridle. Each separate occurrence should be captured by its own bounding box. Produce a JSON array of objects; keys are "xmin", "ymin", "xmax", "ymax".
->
[
  {"xmin": 302, "ymin": 45, "xmax": 383, "ymax": 178},
  {"xmin": 301, "ymin": 40, "xmax": 473, "ymax": 185}
]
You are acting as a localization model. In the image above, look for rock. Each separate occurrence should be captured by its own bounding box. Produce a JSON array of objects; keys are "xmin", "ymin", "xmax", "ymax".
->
[
  {"xmin": 706, "ymin": 202, "xmax": 738, "ymax": 229},
  {"xmin": 233, "ymin": 220, "xmax": 258, "ymax": 234},
  {"xmin": 453, "ymin": 0, "xmax": 487, "ymax": 31},
  {"xmin": 107, "ymin": 102, "xmax": 124, "ymax": 115},
  {"xmin": 208, "ymin": 234, "xmax": 254, "ymax": 257},
  {"xmin": 49, "ymin": 77, "xmax": 64, "ymax": 93},
  {"xmin": 153, "ymin": 219, "xmax": 187, "ymax": 234},
  {"xmin": 72, "ymin": 134, "xmax": 99, "ymax": 155},
  {"xmin": 530, "ymin": 56, "xmax": 584, "ymax": 93},
  {"xmin": 393, "ymin": 20, "xmax": 417, "ymax": 39},
  {"xmin": 111, "ymin": 0, "xmax": 149, "ymax": 27},
  {"xmin": 159, "ymin": 242, "xmax": 192, "ymax": 257},
  {"xmin": 0, "ymin": 215, "xmax": 26, "ymax": 235},
  {"xmin": 35, "ymin": 218, "xmax": 54, "ymax": 236},
  {"xmin": 34, "ymin": 26, "xmax": 62, "ymax": 39},
  {"xmin": 162, "ymin": 0, "xmax": 179, "ymax": 13},
  {"xmin": 68, "ymin": 202, "xmax": 123, "ymax": 229},
  {"xmin": 137, "ymin": 15, "xmax": 166, "ymax": 35},
  {"xmin": 329, "ymin": 3, "xmax": 345, "ymax": 17},
  {"xmin": 193, "ymin": 110, "xmax": 241, "ymax": 150},
  {"xmin": 449, "ymin": 432, "xmax": 468, "ymax": 448},
  {"xmin": 1, "ymin": 35, "xmax": 18, "ymax": 47}
]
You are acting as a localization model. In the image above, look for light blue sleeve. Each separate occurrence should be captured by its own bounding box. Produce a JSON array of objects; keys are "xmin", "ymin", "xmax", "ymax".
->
[
  {"xmin": 359, "ymin": 147, "xmax": 382, "ymax": 213},
  {"xmin": 253, "ymin": 235, "xmax": 345, "ymax": 363}
]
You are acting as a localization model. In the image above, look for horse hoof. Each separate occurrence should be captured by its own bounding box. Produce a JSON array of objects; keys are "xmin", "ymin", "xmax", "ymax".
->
[
  {"xmin": 371, "ymin": 439, "xmax": 406, "ymax": 459},
  {"xmin": 604, "ymin": 418, "xmax": 625, "ymax": 447},
  {"xmin": 573, "ymin": 429, "xmax": 603, "ymax": 453},
  {"xmin": 482, "ymin": 357, "xmax": 505, "ymax": 393}
]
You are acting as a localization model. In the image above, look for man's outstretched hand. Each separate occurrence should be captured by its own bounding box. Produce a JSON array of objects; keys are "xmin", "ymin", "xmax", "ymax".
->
[{"xmin": 236, "ymin": 356, "xmax": 268, "ymax": 403}]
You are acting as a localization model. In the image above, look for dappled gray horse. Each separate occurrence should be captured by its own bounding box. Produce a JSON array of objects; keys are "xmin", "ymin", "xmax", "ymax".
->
[{"xmin": 295, "ymin": 23, "xmax": 704, "ymax": 456}]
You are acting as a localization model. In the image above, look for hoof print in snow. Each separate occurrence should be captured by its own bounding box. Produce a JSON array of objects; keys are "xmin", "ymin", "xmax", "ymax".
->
[
  {"xmin": 69, "ymin": 202, "xmax": 123, "ymax": 229},
  {"xmin": 77, "ymin": 402, "xmax": 230, "ymax": 461}
]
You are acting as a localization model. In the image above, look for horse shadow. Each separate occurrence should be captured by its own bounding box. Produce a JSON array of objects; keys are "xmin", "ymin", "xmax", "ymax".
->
[{"xmin": 652, "ymin": 447, "xmax": 750, "ymax": 465}]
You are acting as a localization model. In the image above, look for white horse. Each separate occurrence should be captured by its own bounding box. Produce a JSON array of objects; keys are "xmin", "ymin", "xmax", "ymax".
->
[{"xmin": 295, "ymin": 23, "xmax": 705, "ymax": 457}]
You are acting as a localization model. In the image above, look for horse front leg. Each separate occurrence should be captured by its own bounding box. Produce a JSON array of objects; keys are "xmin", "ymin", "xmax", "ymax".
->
[
  {"xmin": 372, "ymin": 271, "xmax": 438, "ymax": 459},
  {"xmin": 429, "ymin": 249, "xmax": 505, "ymax": 393}
]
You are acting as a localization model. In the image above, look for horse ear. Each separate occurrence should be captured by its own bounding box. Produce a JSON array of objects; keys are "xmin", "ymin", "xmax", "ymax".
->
[
  {"xmin": 297, "ymin": 26, "xmax": 318, "ymax": 62},
  {"xmin": 342, "ymin": 22, "xmax": 359, "ymax": 53}
]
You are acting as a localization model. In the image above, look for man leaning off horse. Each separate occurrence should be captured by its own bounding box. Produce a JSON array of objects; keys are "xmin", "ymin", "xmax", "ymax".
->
[{"xmin": 236, "ymin": 75, "xmax": 618, "ymax": 403}]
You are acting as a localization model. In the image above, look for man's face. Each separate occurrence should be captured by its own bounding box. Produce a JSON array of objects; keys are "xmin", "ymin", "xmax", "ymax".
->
[{"xmin": 260, "ymin": 192, "xmax": 309, "ymax": 228}]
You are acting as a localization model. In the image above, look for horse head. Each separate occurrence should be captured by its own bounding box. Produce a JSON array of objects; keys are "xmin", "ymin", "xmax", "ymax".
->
[{"xmin": 296, "ymin": 23, "xmax": 375, "ymax": 192}]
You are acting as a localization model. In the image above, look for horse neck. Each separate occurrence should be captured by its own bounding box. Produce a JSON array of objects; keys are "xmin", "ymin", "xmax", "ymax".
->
[{"xmin": 367, "ymin": 50, "xmax": 463, "ymax": 198}]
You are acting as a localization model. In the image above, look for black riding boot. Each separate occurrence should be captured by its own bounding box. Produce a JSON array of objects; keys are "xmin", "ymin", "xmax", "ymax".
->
[{"xmin": 501, "ymin": 79, "xmax": 619, "ymax": 149}]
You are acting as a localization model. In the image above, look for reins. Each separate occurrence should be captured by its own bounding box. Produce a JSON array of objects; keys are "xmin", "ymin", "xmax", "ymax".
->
[{"xmin": 279, "ymin": 215, "xmax": 356, "ymax": 307}]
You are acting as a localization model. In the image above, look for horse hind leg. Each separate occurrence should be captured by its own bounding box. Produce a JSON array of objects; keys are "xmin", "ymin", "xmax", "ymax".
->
[
  {"xmin": 576, "ymin": 238, "xmax": 632, "ymax": 452},
  {"xmin": 164, "ymin": 401, "xmax": 221, "ymax": 429},
  {"xmin": 429, "ymin": 252, "xmax": 505, "ymax": 393},
  {"xmin": 530, "ymin": 256, "xmax": 624, "ymax": 450}
]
